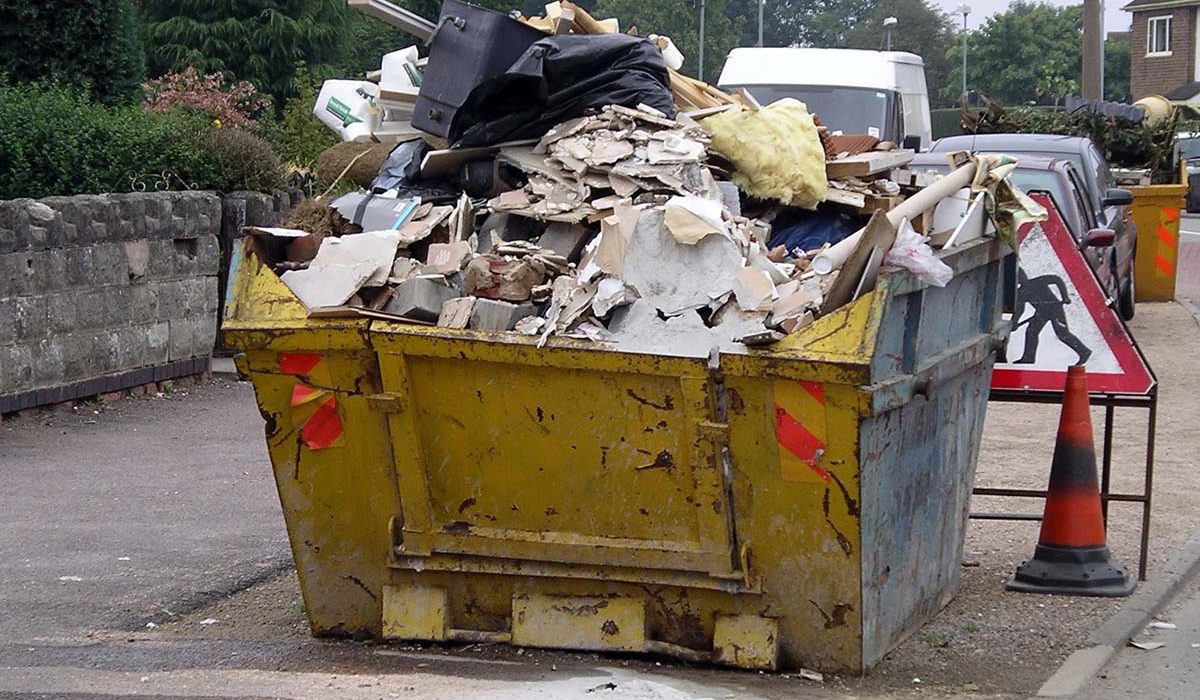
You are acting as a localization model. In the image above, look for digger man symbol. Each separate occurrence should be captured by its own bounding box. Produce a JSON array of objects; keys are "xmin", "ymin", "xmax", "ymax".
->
[{"xmin": 1011, "ymin": 267, "xmax": 1091, "ymax": 366}]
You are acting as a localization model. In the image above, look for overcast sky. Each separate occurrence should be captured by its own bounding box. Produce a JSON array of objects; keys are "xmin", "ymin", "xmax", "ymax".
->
[{"xmin": 930, "ymin": 1, "xmax": 1131, "ymax": 33}]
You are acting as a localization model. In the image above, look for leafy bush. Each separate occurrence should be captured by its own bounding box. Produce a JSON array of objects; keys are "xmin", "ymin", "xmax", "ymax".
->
[
  {"xmin": 143, "ymin": 67, "xmax": 273, "ymax": 130},
  {"xmin": 141, "ymin": 0, "xmax": 348, "ymax": 107},
  {"xmin": 269, "ymin": 67, "xmax": 339, "ymax": 170},
  {"xmin": 963, "ymin": 98, "xmax": 1182, "ymax": 179},
  {"xmin": 0, "ymin": 0, "xmax": 145, "ymax": 105},
  {"xmin": 194, "ymin": 128, "xmax": 286, "ymax": 192},
  {"xmin": 0, "ymin": 82, "xmax": 284, "ymax": 199}
]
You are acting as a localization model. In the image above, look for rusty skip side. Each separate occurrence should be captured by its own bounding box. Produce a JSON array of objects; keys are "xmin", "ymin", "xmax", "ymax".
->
[{"xmin": 223, "ymin": 235, "xmax": 1011, "ymax": 673}]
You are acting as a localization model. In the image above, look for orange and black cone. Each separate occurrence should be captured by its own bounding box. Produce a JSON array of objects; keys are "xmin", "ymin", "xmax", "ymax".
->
[{"xmin": 1006, "ymin": 366, "xmax": 1135, "ymax": 597}]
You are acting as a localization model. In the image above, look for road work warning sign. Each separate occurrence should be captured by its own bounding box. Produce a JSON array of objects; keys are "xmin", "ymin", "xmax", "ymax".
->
[{"xmin": 991, "ymin": 194, "xmax": 1155, "ymax": 396}]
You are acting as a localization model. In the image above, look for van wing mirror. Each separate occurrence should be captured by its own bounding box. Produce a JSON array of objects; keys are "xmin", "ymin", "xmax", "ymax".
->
[
  {"xmin": 901, "ymin": 134, "xmax": 922, "ymax": 151},
  {"xmin": 1102, "ymin": 188, "xmax": 1134, "ymax": 207},
  {"xmin": 1083, "ymin": 228, "xmax": 1116, "ymax": 248}
]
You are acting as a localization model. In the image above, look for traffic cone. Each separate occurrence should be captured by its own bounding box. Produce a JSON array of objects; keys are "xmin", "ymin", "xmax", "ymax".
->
[{"xmin": 1006, "ymin": 366, "xmax": 1136, "ymax": 597}]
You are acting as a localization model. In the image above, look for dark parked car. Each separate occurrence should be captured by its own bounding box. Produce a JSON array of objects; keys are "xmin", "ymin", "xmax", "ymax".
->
[
  {"xmin": 909, "ymin": 153, "xmax": 1135, "ymax": 319},
  {"xmin": 928, "ymin": 134, "xmax": 1137, "ymax": 319}
]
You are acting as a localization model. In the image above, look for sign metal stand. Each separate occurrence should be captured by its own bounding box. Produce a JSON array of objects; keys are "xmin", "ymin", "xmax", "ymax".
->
[{"xmin": 972, "ymin": 194, "xmax": 1158, "ymax": 580}]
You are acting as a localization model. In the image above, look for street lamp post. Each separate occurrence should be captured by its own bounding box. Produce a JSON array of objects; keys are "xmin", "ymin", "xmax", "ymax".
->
[
  {"xmin": 883, "ymin": 16, "xmax": 897, "ymax": 51},
  {"xmin": 758, "ymin": 0, "xmax": 764, "ymax": 47},
  {"xmin": 957, "ymin": 4, "xmax": 970, "ymax": 104},
  {"xmin": 699, "ymin": 0, "xmax": 707, "ymax": 80}
]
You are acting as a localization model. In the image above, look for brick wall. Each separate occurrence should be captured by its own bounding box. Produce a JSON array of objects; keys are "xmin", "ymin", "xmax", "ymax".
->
[
  {"xmin": 1131, "ymin": 7, "xmax": 1196, "ymax": 99},
  {"xmin": 0, "ymin": 190, "xmax": 296, "ymax": 412}
]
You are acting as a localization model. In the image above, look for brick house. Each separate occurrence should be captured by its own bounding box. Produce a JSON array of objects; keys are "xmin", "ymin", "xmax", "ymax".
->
[{"xmin": 1124, "ymin": 0, "xmax": 1200, "ymax": 100}]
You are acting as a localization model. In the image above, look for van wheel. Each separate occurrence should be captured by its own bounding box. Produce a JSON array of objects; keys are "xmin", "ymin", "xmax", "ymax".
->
[{"xmin": 1118, "ymin": 261, "xmax": 1136, "ymax": 321}]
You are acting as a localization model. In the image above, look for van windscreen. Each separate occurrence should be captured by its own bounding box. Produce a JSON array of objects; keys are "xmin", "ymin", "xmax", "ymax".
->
[{"xmin": 729, "ymin": 85, "xmax": 896, "ymax": 140}]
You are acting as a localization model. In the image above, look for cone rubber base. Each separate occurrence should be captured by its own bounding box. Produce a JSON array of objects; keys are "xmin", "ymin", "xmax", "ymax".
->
[{"xmin": 1006, "ymin": 544, "xmax": 1136, "ymax": 597}]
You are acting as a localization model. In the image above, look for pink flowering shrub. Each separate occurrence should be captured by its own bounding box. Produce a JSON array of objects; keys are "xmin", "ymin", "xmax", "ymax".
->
[{"xmin": 143, "ymin": 67, "xmax": 272, "ymax": 129}]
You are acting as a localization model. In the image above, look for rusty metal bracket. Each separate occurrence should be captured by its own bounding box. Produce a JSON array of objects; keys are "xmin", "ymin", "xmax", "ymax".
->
[{"xmin": 367, "ymin": 392, "xmax": 406, "ymax": 413}]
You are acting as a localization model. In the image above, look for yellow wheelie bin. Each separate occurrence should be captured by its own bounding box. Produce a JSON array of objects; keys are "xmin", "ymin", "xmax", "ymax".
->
[
  {"xmin": 1129, "ymin": 183, "xmax": 1187, "ymax": 301},
  {"xmin": 223, "ymin": 232, "xmax": 1010, "ymax": 674}
]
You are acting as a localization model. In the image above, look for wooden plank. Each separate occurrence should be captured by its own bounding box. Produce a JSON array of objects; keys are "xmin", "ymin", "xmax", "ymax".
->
[
  {"xmin": 823, "ymin": 187, "xmax": 867, "ymax": 209},
  {"xmin": 825, "ymin": 150, "xmax": 915, "ymax": 179},
  {"xmin": 819, "ymin": 211, "xmax": 897, "ymax": 315},
  {"xmin": 862, "ymin": 194, "xmax": 904, "ymax": 214}
]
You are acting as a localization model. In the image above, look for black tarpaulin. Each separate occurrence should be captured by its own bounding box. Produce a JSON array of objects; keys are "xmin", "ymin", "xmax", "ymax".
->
[{"xmin": 452, "ymin": 33, "xmax": 677, "ymax": 148}]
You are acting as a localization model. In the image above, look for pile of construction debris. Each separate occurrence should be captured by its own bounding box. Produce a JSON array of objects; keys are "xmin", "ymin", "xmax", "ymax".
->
[{"xmin": 247, "ymin": 0, "xmax": 1034, "ymax": 357}]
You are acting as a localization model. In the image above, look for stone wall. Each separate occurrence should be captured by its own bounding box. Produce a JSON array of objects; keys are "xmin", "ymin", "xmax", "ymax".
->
[
  {"xmin": 0, "ymin": 194, "xmax": 206, "ymax": 410},
  {"xmin": 0, "ymin": 189, "xmax": 300, "ymax": 412}
]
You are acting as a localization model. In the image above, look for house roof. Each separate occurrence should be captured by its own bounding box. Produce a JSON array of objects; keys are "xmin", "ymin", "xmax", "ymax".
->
[
  {"xmin": 1165, "ymin": 81, "xmax": 1200, "ymax": 100},
  {"xmin": 1122, "ymin": 0, "xmax": 1200, "ymax": 12}
]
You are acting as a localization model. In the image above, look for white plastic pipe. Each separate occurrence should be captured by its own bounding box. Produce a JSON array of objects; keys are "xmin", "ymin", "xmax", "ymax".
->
[{"xmin": 812, "ymin": 162, "xmax": 978, "ymax": 275}]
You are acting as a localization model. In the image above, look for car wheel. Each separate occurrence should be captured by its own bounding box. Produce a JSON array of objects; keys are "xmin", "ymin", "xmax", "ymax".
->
[{"xmin": 1118, "ymin": 257, "xmax": 1136, "ymax": 321}]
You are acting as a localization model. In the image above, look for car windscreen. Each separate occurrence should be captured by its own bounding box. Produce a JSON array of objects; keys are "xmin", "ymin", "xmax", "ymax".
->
[
  {"xmin": 727, "ymin": 85, "xmax": 896, "ymax": 140},
  {"xmin": 1005, "ymin": 170, "xmax": 1079, "ymax": 236},
  {"xmin": 1180, "ymin": 137, "xmax": 1200, "ymax": 161}
]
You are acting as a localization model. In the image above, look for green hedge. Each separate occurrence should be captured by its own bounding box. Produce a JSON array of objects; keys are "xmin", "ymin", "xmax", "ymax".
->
[
  {"xmin": 0, "ymin": 83, "xmax": 284, "ymax": 200},
  {"xmin": 0, "ymin": 0, "xmax": 145, "ymax": 105}
]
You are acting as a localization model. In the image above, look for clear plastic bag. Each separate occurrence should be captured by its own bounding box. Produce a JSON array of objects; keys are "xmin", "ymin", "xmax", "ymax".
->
[{"xmin": 885, "ymin": 220, "xmax": 954, "ymax": 287}]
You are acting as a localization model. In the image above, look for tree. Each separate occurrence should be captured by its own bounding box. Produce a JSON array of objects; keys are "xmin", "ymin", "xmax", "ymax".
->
[
  {"xmin": 595, "ymin": 0, "xmax": 743, "ymax": 83},
  {"xmin": 1104, "ymin": 37, "xmax": 1131, "ymax": 103},
  {"xmin": 333, "ymin": 1, "xmax": 566, "ymax": 78},
  {"xmin": 141, "ymin": 0, "xmax": 349, "ymax": 106},
  {"xmin": 735, "ymin": 0, "xmax": 880, "ymax": 48},
  {"xmin": 844, "ymin": 0, "xmax": 956, "ymax": 107},
  {"xmin": 943, "ymin": 1, "xmax": 1082, "ymax": 106},
  {"xmin": 0, "ymin": 0, "xmax": 145, "ymax": 105}
]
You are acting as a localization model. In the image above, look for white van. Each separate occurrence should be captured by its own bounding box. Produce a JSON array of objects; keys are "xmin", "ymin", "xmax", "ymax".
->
[{"xmin": 717, "ymin": 47, "xmax": 933, "ymax": 150}]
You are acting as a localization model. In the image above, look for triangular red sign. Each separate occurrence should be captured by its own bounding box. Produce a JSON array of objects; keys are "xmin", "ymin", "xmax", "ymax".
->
[{"xmin": 991, "ymin": 193, "xmax": 1155, "ymax": 396}]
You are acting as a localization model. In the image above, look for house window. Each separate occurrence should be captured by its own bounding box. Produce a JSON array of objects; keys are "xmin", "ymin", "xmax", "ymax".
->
[{"xmin": 1148, "ymin": 15, "xmax": 1172, "ymax": 55}]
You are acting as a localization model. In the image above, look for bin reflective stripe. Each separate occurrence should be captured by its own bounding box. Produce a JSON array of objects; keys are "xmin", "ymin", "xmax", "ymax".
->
[
  {"xmin": 1156, "ymin": 207, "xmax": 1178, "ymax": 277},
  {"xmin": 774, "ymin": 379, "xmax": 830, "ymax": 483}
]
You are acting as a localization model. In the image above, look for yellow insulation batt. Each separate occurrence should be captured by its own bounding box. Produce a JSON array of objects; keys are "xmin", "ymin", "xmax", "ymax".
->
[{"xmin": 701, "ymin": 99, "xmax": 828, "ymax": 209}]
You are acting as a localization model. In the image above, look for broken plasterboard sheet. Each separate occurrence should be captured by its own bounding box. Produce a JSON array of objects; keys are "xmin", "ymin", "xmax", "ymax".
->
[
  {"xmin": 607, "ymin": 298, "xmax": 764, "ymax": 358},
  {"xmin": 732, "ymin": 267, "xmax": 777, "ymax": 312},
  {"xmin": 312, "ymin": 230, "xmax": 402, "ymax": 286},
  {"xmin": 592, "ymin": 277, "xmax": 635, "ymax": 317},
  {"xmin": 663, "ymin": 195, "xmax": 728, "ymax": 245},
  {"xmin": 621, "ymin": 209, "xmax": 743, "ymax": 313},
  {"xmin": 647, "ymin": 136, "xmax": 705, "ymax": 164},
  {"xmin": 281, "ymin": 261, "xmax": 377, "ymax": 309},
  {"xmin": 394, "ymin": 206, "xmax": 452, "ymax": 245},
  {"xmin": 595, "ymin": 202, "xmax": 640, "ymax": 276}
]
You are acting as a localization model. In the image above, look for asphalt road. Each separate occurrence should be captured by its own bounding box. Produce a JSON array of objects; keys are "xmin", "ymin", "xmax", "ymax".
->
[
  {"xmin": 1177, "ymin": 218, "xmax": 1200, "ymax": 303},
  {"xmin": 1080, "ymin": 576, "xmax": 1200, "ymax": 699},
  {"xmin": 0, "ymin": 381, "xmax": 291, "ymax": 642}
]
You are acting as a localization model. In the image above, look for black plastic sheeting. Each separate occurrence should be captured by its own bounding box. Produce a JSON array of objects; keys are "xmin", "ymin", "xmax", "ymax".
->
[
  {"xmin": 370, "ymin": 139, "xmax": 460, "ymax": 202},
  {"xmin": 452, "ymin": 34, "xmax": 677, "ymax": 148}
]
